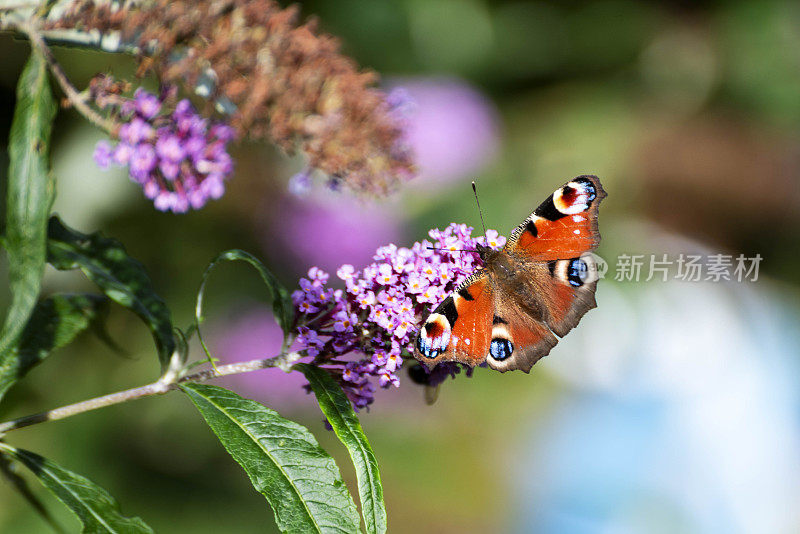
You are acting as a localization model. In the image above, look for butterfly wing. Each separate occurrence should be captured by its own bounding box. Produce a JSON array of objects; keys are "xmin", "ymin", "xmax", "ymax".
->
[
  {"xmin": 414, "ymin": 271, "xmax": 494, "ymax": 369},
  {"xmin": 485, "ymin": 176, "xmax": 606, "ymax": 371},
  {"xmin": 482, "ymin": 273, "xmax": 559, "ymax": 372},
  {"xmin": 540, "ymin": 253, "xmax": 601, "ymax": 337},
  {"xmin": 506, "ymin": 175, "xmax": 605, "ymax": 338},
  {"xmin": 412, "ymin": 261, "xmax": 564, "ymax": 374},
  {"xmin": 505, "ymin": 175, "xmax": 606, "ymax": 261}
]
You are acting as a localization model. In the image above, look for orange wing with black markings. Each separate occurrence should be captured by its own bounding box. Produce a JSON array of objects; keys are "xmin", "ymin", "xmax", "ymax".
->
[
  {"xmin": 483, "ymin": 301, "xmax": 558, "ymax": 373},
  {"xmin": 505, "ymin": 175, "xmax": 606, "ymax": 261},
  {"xmin": 503, "ymin": 175, "xmax": 605, "ymax": 340},
  {"xmin": 414, "ymin": 271, "xmax": 494, "ymax": 369},
  {"xmin": 539, "ymin": 254, "xmax": 601, "ymax": 338}
]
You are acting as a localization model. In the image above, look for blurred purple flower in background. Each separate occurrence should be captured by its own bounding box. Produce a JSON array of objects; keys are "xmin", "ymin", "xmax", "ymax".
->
[
  {"xmin": 265, "ymin": 190, "xmax": 406, "ymax": 275},
  {"xmin": 209, "ymin": 308, "xmax": 310, "ymax": 411},
  {"xmin": 94, "ymin": 88, "xmax": 236, "ymax": 213},
  {"xmin": 391, "ymin": 77, "xmax": 500, "ymax": 186}
]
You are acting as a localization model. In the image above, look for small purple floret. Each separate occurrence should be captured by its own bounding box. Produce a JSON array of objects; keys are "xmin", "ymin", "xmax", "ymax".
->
[
  {"xmin": 129, "ymin": 144, "xmax": 157, "ymax": 181},
  {"xmin": 133, "ymin": 88, "xmax": 161, "ymax": 120},
  {"xmin": 93, "ymin": 140, "xmax": 113, "ymax": 169},
  {"xmin": 155, "ymin": 134, "xmax": 186, "ymax": 162}
]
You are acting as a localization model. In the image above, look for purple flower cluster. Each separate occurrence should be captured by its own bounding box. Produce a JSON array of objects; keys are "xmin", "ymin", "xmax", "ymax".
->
[
  {"xmin": 291, "ymin": 223, "xmax": 505, "ymax": 409},
  {"xmin": 93, "ymin": 88, "xmax": 236, "ymax": 213}
]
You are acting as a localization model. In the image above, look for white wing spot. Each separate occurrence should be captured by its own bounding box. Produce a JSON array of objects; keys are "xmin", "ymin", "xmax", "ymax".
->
[{"xmin": 573, "ymin": 229, "xmax": 580, "ymax": 235}]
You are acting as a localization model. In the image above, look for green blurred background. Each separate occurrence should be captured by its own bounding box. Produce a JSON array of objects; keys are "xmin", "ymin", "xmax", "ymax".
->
[{"xmin": 2, "ymin": 0, "xmax": 800, "ymax": 532}]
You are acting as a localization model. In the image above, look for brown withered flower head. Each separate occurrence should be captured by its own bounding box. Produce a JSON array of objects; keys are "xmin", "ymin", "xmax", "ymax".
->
[{"xmin": 50, "ymin": 0, "xmax": 416, "ymax": 195}]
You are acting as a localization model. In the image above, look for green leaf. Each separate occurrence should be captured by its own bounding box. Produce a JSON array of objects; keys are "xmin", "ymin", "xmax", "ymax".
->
[
  {"xmin": 0, "ymin": 443, "xmax": 153, "ymax": 534},
  {"xmin": 180, "ymin": 383, "xmax": 361, "ymax": 534},
  {"xmin": 0, "ymin": 293, "xmax": 108, "ymax": 400},
  {"xmin": 0, "ymin": 453, "xmax": 65, "ymax": 533},
  {"xmin": 46, "ymin": 216, "xmax": 175, "ymax": 368},
  {"xmin": 297, "ymin": 364, "xmax": 387, "ymax": 534},
  {"xmin": 196, "ymin": 249, "xmax": 294, "ymax": 339},
  {"xmin": 0, "ymin": 50, "xmax": 56, "ymax": 392}
]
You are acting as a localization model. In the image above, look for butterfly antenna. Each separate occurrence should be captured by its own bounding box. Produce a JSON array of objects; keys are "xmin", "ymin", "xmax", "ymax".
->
[{"xmin": 472, "ymin": 181, "xmax": 488, "ymax": 240}]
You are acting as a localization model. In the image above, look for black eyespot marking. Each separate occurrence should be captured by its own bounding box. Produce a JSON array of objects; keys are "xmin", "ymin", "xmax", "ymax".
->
[
  {"xmin": 458, "ymin": 287, "xmax": 475, "ymax": 301},
  {"xmin": 525, "ymin": 219, "xmax": 538, "ymax": 237},
  {"xmin": 567, "ymin": 258, "xmax": 589, "ymax": 287},
  {"xmin": 492, "ymin": 315, "xmax": 507, "ymax": 325},
  {"xmin": 434, "ymin": 297, "xmax": 458, "ymax": 327},
  {"xmin": 534, "ymin": 195, "xmax": 563, "ymax": 221},
  {"xmin": 573, "ymin": 176, "xmax": 597, "ymax": 201},
  {"xmin": 547, "ymin": 260, "xmax": 557, "ymax": 276},
  {"xmin": 489, "ymin": 338, "xmax": 514, "ymax": 361}
]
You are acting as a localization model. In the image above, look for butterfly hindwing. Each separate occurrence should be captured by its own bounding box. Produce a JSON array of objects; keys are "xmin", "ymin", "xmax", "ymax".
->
[
  {"xmin": 540, "ymin": 253, "xmax": 600, "ymax": 337},
  {"xmin": 506, "ymin": 175, "xmax": 606, "ymax": 261},
  {"xmin": 414, "ymin": 271, "xmax": 494, "ymax": 369},
  {"xmin": 484, "ymin": 291, "xmax": 558, "ymax": 373}
]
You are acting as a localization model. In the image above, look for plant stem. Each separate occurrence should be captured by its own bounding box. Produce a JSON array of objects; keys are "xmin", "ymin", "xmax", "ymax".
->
[
  {"xmin": 21, "ymin": 21, "xmax": 119, "ymax": 134},
  {"xmin": 0, "ymin": 352, "xmax": 302, "ymax": 435}
]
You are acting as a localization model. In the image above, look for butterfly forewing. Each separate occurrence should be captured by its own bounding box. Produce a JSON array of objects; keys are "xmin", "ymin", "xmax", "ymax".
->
[
  {"xmin": 505, "ymin": 175, "xmax": 606, "ymax": 261},
  {"xmin": 414, "ymin": 272, "xmax": 494, "ymax": 369}
]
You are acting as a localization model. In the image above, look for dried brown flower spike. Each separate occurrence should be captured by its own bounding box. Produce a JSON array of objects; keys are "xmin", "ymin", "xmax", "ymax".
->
[{"xmin": 50, "ymin": 0, "xmax": 416, "ymax": 195}]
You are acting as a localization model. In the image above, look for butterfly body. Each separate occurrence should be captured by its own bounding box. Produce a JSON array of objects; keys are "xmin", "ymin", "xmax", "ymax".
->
[{"xmin": 414, "ymin": 175, "xmax": 606, "ymax": 373}]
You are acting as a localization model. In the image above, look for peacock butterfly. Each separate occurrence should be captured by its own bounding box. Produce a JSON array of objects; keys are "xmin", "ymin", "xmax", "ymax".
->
[{"xmin": 414, "ymin": 175, "xmax": 606, "ymax": 373}]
